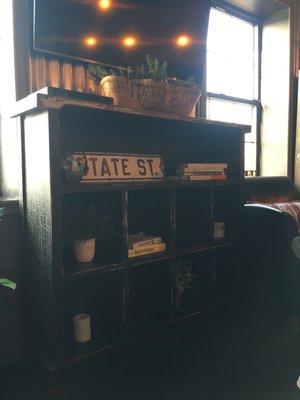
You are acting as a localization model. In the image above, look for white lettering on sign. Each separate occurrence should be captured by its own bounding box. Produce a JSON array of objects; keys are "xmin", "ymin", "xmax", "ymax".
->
[{"xmin": 74, "ymin": 153, "xmax": 165, "ymax": 182}]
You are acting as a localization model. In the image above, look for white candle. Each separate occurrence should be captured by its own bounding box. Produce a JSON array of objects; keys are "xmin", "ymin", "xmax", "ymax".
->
[{"xmin": 73, "ymin": 313, "xmax": 92, "ymax": 343}]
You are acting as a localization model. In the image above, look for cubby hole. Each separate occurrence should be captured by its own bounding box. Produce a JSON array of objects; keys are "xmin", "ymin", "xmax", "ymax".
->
[
  {"xmin": 128, "ymin": 260, "xmax": 172, "ymax": 333},
  {"xmin": 64, "ymin": 271, "xmax": 124, "ymax": 359},
  {"xmin": 213, "ymin": 185, "xmax": 241, "ymax": 243},
  {"xmin": 175, "ymin": 187, "xmax": 211, "ymax": 249},
  {"xmin": 62, "ymin": 191, "xmax": 123, "ymax": 273},
  {"xmin": 127, "ymin": 189, "xmax": 171, "ymax": 255},
  {"xmin": 174, "ymin": 252, "xmax": 214, "ymax": 316}
]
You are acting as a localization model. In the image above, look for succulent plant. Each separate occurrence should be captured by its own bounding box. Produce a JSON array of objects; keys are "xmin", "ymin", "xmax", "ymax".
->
[
  {"xmin": 174, "ymin": 259, "xmax": 197, "ymax": 307},
  {"xmin": 88, "ymin": 55, "xmax": 194, "ymax": 84}
]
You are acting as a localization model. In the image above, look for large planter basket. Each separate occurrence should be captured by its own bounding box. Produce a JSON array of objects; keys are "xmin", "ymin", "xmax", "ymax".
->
[{"xmin": 101, "ymin": 76, "xmax": 202, "ymax": 117}]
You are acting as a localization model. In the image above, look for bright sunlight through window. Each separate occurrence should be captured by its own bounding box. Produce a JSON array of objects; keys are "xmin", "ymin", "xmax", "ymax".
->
[{"xmin": 206, "ymin": 7, "xmax": 260, "ymax": 176}]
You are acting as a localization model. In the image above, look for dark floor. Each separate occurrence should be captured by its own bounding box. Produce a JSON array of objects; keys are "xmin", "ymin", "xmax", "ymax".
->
[{"xmin": 1, "ymin": 311, "xmax": 300, "ymax": 400}]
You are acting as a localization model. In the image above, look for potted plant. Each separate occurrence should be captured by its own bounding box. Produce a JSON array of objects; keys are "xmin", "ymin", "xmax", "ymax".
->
[
  {"xmin": 0, "ymin": 279, "xmax": 16, "ymax": 290},
  {"xmin": 174, "ymin": 260, "xmax": 196, "ymax": 308},
  {"xmin": 63, "ymin": 204, "xmax": 116, "ymax": 263},
  {"xmin": 88, "ymin": 55, "xmax": 202, "ymax": 117},
  {"xmin": 0, "ymin": 207, "xmax": 17, "ymax": 291}
]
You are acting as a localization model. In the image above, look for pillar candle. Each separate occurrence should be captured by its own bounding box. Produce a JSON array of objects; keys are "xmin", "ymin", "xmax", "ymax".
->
[{"xmin": 73, "ymin": 313, "xmax": 91, "ymax": 343}]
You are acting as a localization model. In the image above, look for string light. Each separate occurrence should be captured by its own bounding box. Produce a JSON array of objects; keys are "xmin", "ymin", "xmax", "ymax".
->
[
  {"xmin": 176, "ymin": 35, "xmax": 191, "ymax": 47},
  {"xmin": 122, "ymin": 36, "xmax": 137, "ymax": 48},
  {"xmin": 98, "ymin": 0, "xmax": 112, "ymax": 11},
  {"xmin": 84, "ymin": 36, "xmax": 98, "ymax": 47}
]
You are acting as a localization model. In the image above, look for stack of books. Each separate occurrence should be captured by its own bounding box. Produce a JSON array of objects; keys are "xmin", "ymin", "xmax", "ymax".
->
[
  {"xmin": 176, "ymin": 163, "xmax": 227, "ymax": 181},
  {"xmin": 128, "ymin": 233, "xmax": 166, "ymax": 258}
]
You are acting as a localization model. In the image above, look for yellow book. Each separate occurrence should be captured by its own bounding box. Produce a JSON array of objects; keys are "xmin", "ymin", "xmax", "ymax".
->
[{"xmin": 128, "ymin": 243, "xmax": 166, "ymax": 258}]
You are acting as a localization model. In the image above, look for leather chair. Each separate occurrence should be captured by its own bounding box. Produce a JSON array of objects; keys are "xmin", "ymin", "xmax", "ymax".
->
[{"xmin": 242, "ymin": 177, "xmax": 300, "ymax": 328}]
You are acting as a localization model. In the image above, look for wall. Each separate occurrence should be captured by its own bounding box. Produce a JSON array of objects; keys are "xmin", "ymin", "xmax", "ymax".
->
[
  {"xmin": 293, "ymin": 0, "xmax": 300, "ymax": 190},
  {"xmin": 0, "ymin": 0, "xmax": 20, "ymax": 198},
  {"xmin": 281, "ymin": 0, "xmax": 300, "ymax": 179}
]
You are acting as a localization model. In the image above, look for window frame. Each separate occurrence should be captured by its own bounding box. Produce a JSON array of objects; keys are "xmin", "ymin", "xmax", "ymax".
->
[{"xmin": 206, "ymin": 1, "xmax": 263, "ymax": 176}]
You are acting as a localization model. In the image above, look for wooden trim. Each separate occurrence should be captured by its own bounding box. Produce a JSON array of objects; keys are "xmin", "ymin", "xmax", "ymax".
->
[
  {"xmin": 12, "ymin": 92, "xmax": 250, "ymax": 133},
  {"xmin": 212, "ymin": 0, "xmax": 260, "ymax": 24},
  {"xmin": 207, "ymin": 92, "xmax": 260, "ymax": 107}
]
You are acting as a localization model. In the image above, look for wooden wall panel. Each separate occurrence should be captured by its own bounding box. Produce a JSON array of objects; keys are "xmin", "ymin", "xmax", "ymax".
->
[{"xmin": 28, "ymin": 57, "xmax": 102, "ymax": 96}]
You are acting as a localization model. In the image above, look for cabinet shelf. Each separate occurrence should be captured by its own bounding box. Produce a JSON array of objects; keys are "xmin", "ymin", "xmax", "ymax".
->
[
  {"xmin": 65, "ymin": 303, "xmax": 218, "ymax": 364},
  {"xmin": 61, "ymin": 179, "xmax": 240, "ymax": 194},
  {"xmin": 63, "ymin": 242, "xmax": 231, "ymax": 284}
]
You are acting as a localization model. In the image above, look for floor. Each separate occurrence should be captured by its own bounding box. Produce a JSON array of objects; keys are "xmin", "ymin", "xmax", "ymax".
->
[{"xmin": 1, "ymin": 311, "xmax": 300, "ymax": 400}]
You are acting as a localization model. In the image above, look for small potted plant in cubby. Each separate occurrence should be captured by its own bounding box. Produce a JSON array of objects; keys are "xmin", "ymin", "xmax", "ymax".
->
[
  {"xmin": 63, "ymin": 204, "xmax": 116, "ymax": 264},
  {"xmin": 174, "ymin": 260, "xmax": 196, "ymax": 309}
]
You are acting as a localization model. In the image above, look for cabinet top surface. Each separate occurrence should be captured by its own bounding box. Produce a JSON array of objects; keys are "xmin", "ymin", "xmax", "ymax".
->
[{"xmin": 12, "ymin": 89, "xmax": 248, "ymax": 134}]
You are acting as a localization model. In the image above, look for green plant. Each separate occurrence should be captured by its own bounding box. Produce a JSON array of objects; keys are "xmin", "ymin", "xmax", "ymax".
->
[
  {"xmin": 88, "ymin": 55, "xmax": 195, "ymax": 84},
  {"xmin": 0, "ymin": 207, "xmax": 5, "ymax": 222},
  {"xmin": 88, "ymin": 64, "xmax": 133, "ymax": 81},
  {"xmin": 174, "ymin": 260, "xmax": 196, "ymax": 307},
  {"xmin": 0, "ymin": 207, "xmax": 16, "ymax": 290},
  {"xmin": 175, "ymin": 260, "xmax": 195, "ymax": 292},
  {"xmin": 63, "ymin": 204, "xmax": 116, "ymax": 245},
  {"xmin": 135, "ymin": 55, "xmax": 168, "ymax": 80},
  {"xmin": 0, "ymin": 279, "xmax": 16, "ymax": 290}
]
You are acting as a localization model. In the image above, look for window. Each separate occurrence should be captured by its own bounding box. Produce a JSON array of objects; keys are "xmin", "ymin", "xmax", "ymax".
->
[{"xmin": 206, "ymin": 6, "xmax": 261, "ymax": 176}]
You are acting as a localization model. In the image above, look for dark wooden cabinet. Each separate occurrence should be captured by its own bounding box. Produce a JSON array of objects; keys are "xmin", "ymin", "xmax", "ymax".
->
[{"xmin": 15, "ymin": 90, "xmax": 244, "ymax": 369}]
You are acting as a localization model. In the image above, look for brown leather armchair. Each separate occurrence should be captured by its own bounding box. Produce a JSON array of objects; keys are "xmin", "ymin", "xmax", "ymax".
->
[{"xmin": 242, "ymin": 177, "xmax": 300, "ymax": 328}]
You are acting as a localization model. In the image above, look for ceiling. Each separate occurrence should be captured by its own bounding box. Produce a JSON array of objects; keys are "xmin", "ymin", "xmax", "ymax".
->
[{"xmin": 220, "ymin": 0, "xmax": 288, "ymax": 19}]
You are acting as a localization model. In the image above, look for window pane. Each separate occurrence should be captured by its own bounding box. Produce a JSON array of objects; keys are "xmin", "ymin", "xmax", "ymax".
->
[
  {"xmin": 206, "ymin": 98, "xmax": 257, "ymax": 174},
  {"xmin": 245, "ymin": 142, "xmax": 257, "ymax": 172},
  {"xmin": 206, "ymin": 98, "xmax": 255, "ymax": 128},
  {"xmin": 207, "ymin": 8, "xmax": 256, "ymax": 99}
]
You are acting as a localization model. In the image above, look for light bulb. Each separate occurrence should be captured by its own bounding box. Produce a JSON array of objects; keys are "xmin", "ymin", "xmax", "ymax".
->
[
  {"xmin": 122, "ymin": 36, "xmax": 137, "ymax": 48},
  {"xmin": 176, "ymin": 35, "xmax": 191, "ymax": 47},
  {"xmin": 99, "ymin": 0, "xmax": 111, "ymax": 11},
  {"xmin": 84, "ymin": 36, "xmax": 98, "ymax": 47}
]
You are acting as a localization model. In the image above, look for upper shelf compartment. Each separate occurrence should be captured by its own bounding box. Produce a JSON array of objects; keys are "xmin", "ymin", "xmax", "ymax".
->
[{"xmin": 15, "ymin": 88, "xmax": 246, "ymax": 192}]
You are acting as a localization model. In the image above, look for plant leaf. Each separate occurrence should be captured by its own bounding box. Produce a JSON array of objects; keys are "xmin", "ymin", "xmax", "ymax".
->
[
  {"xmin": 88, "ymin": 64, "xmax": 109, "ymax": 81},
  {"xmin": 0, "ymin": 207, "xmax": 5, "ymax": 222},
  {"xmin": 0, "ymin": 279, "xmax": 17, "ymax": 290}
]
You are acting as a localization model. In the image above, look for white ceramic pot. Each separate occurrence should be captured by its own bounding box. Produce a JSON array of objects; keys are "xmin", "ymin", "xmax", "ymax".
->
[{"xmin": 73, "ymin": 238, "xmax": 96, "ymax": 263}]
